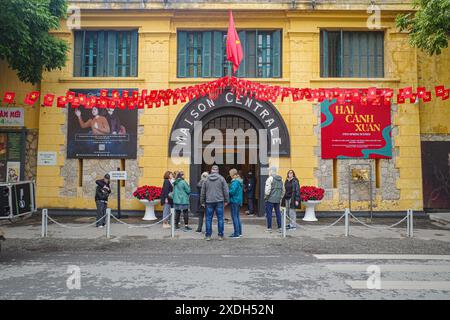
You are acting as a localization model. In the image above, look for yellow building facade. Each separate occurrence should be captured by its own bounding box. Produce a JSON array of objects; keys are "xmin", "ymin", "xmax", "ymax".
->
[{"xmin": 1, "ymin": 1, "xmax": 449, "ymax": 214}]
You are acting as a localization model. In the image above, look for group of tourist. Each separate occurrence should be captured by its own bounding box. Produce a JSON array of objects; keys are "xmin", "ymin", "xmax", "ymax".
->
[
  {"xmin": 93, "ymin": 166, "xmax": 301, "ymax": 237},
  {"xmin": 159, "ymin": 166, "xmax": 301, "ymax": 240}
]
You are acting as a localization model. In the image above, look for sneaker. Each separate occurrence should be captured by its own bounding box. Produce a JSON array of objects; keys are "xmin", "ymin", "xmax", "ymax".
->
[
  {"xmin": 98, "ymin": 225, "xmax": 104, "ymax": 229},
  {"xmin": 290, "ymin": 227, "xmax": 297, "ymax": 231},
  {"xmin": 205, "ymin": 236, "xmax": 212, "ymax": 241},
  {"xmin": 175, "ymin": 225, "xmax": 180, "ymax": 230},
  {"xmin": 277, "ymin": 228, "xmax": 282, "ymax": 233},
  {"xmin": 184, "ymin": 226, "xmax": 192, "ymax": 231},
  {"xmin": 218, "ymin": 236, "xmax": 224, "ymax": 241},
  {"xmin": 265, "ymin": 228, "xmax": 272, "ymax": 233},
  {"xmin": 247, "ymin": 213, "xmax": 254, "ymax": 216},
  {"xmin": 162, "ymin": 223, "xmax": 170, "ymax": 229},
  {"xmin": 229, "ymin": 234, "xmax": 239, "ymax": 238},
  {"xmin": 238, "ymin": 235, "xmax": 243, "ymax": 238},
  {"xmin": 195, "ymin": 229, "xmax": 202, "ymax": 233}
]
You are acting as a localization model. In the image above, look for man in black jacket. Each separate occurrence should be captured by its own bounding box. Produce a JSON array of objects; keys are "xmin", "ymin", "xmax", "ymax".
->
[
  {"xmin": 245, "ymin": 171, "xmax": 257, "ymax": 216},
  {"xmin": 95, "ymin": 174, "xmax": 111, "ymax": 228}
]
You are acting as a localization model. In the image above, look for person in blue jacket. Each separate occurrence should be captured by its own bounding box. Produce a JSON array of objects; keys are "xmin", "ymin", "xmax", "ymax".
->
[{"xmin": 228, "ymin": 168, "xmax": 243, "ymax": 238}]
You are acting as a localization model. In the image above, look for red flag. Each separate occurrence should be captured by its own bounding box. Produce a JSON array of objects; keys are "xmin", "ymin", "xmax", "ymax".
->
[
  {"xmin": 57, "ymin": 96, "xmax": 67, "ymax": 108},
  {"xmin": 422, "ymin": 91, "xmax": 432, "ymax": 102},
  {"xmin": 24, "ymin": 91, "xmax": 40, "ymax": 106},
  {"xmin": 66, "ymin": 91, "xmax": 75, "ymax": 102},
  {"xmin": 43, "ymin": 94, "xmax": 55, "ymax": 107},
  {"xmin": 435, "ymin": 85, "xmax": 445, "ymax": 97},
  {"xmin": 3, "ymin": 92, "xmax": 15, "ymax": 104},
  {"xmin": 226, "ymin": 11, "xmax": 244, "ymax": 74},
  {"xmin": 442, "ymin": 89, "xmax": 449, "ymax": 101}
]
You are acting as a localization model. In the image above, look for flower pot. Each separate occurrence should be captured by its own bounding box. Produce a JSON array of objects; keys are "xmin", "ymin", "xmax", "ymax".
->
[
  {"xmin": 140, "ymin": 199, "xmax": 159, "ymax": 221},
  {"xmin": 302, "ymin": 200, "xmax": 321, "ymax": 222}
]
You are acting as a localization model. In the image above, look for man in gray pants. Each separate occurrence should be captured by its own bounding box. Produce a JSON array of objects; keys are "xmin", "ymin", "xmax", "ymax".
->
[{"xmin": 200, "ymin": 165, "xmax": 229, "ymax": 241}]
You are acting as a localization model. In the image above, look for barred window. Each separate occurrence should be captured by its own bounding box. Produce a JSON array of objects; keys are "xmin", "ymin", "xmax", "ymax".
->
[
  {"xmin": 320, "ymin": 30, "xmax": 384, "ymax": 78},
  {"xmin": 177, "ymin": 30, "xmax": 281, "ymax": 78},
  {"xmin": 74, "ymin": 30, "xmax": 138, "ymax": 77}
]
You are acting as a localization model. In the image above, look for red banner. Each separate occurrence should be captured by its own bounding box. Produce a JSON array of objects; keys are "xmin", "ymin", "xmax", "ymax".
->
[{"xmin": 321, "ymin": 99, "xmax": 392, "ymax": 159}]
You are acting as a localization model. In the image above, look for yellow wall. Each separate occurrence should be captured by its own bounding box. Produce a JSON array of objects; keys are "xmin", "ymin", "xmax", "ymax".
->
[
  {"xmin": 0, "ymin": 61, "xmax": 40, "ymax": 129},
  {"xmin": 1, "ymin": 4, "xmax": 449, "ymax": 212}
]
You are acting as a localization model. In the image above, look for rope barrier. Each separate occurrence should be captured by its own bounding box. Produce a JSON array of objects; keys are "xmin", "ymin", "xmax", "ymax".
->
[
  {"xmin": 110, "ymin": 212, "xmax": 171, "ymax": 228},
  {"xmin": 285, "ymin": 212, "xmax": 346, "ymax": 231},
  {"xmin": 46, "ymin": 213, "xmax": 108, "ymax": 229},
  {"xmin": 348, "ymin": 212, "xmax": 408, "ymax": 230}
]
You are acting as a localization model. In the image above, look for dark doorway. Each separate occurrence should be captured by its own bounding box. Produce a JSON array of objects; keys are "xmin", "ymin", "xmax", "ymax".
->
[
  {"xmin": 200, "ymin": 115, "xmax": 260, "ymax": 215},
  {"xmin": 421, "ymin": 141, "xmax": 450, "ymax": 211}
]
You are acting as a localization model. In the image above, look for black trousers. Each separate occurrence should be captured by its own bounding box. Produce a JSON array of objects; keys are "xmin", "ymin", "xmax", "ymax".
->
[
  {"xmin": 197, "ymin": 206, "xmax": 205, "ymax": 231},
  {"xmin": 175, "ymin": 209, "xmax": 189, "ymax": 226},
  {"xmin": 95, "ymin": 200, "xmax": 107, "ymax": 227}
]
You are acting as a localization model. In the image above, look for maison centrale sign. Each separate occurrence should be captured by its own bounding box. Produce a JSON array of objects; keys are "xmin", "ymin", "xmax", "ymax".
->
[
  {"xmin": 168, "ymin": 91, "xmax": 290, "ymax": 158},
  {"xmin": 0, "ymin": 107, "xmax": 24, "ymax": 127}
]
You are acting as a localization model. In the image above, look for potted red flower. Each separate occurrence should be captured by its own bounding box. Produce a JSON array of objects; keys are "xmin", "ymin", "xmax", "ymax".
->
[
  {"xmin": 133, "ymin": 185, "xmax": 162, "ymax": 221},
  {"xmin": 300, "ymin": 186, "xmax": 325, "ymax": 222}
]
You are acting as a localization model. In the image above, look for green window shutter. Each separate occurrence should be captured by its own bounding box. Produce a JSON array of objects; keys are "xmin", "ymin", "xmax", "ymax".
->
[
  {"xmin": 177, "ymin": 31, "xmax": 187, "ymax": 77},
  {"xmin": 130, "ymin": 30, "xmax": 138, "ymax": 77},
  {"xmin": 73, "ymin": 31, "xmax": 83, "ymax": 76},
  {"xmin": 202, "ymin": 31, "xmax": 212, "ymax": 77},
  {"xmin": 272, "ymin": 30, "xmax": 281, "ymax": 78},
  {"xmin": 96, "ymin": 31, "xmax": 105, "ymax": 76},
  {"xmin": 236, "ymin": 30, "xmax": 246, "ymax": 77},
  {"xmin": 106, "ymin": 31, "xmax": 117, "ymax": 77},
  {"xmin": 321, "ymin": 30, "xmax": 328, "ymax": 77},
  {"xmin": 212, "ymin": 31, "xmax": 224, "ymax": 77},
  {"xmin": 87, "ymin": 32, "xmax": 95, "ymax": 77}
]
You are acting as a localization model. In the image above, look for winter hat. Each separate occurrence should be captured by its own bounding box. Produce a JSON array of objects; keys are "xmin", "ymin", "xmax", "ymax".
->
[{"xmin": 229, "ymin": 169, "xmax": 238, "ymax": 177}]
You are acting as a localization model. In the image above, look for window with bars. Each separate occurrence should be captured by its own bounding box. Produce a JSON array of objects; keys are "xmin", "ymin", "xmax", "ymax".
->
[
  {"xmin": 177, "ymin": 30, "xmax": 281, "ymax": 78},
  {"xmin": 73, "ymin": 30, "xmax": 138, "ymax": 77},
  {"xmin": 320, "ymin": 30, "xmax": 384, "ymax": 78}
]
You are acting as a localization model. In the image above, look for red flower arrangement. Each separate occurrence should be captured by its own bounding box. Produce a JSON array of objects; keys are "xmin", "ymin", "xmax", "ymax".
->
[
  {"xmin": 300, "ymin": 186, "xmax": 325, "ymax": 202},
  {"xmin": 133, "ymin": 185, "xmax": 162, "ymax": 201}
]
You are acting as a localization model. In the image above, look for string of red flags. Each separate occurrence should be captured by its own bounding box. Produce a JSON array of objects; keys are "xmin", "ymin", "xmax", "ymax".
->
[{"xmin": 1, "ymin": 76, "xmax": 449, "ymax": 110}]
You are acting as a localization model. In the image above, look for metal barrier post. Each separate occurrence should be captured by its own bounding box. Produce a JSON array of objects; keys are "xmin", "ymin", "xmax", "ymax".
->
[
  {"xmin": 170, "ymin": 207, "xmax": 175, "ymax": 238},
  {"xmin": 41, "ymin": 209, "xmax": 47, "ymax": 237},
  {"xmin": 410, "ymin": 209, "xmax": 414, "ymax": 238},
  {"xmin": 406, "ymin": 209, "xmax": 410, "ymax": 237},
  {"xmin": 282, "ymin": 207, "xmax": 287, "ymax": 238},
  {"xmin": 344, "ymin": 208, "xmax": 350, "ymax": 237},
  {"xmin": 106, "ymin": 208, "xmax": 111, "ymax": 239}
]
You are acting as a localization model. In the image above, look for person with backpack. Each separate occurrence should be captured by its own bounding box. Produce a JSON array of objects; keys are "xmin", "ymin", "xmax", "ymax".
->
[
  {"xmin": 172, "ymin": 171, "xmax": 192, "ymax": 231},
  {"xmin": 264, "ymin": 167, "xmax": 285, "ymax": 233},
  {"xmin": 228, "ymin": 168, "xmax": 243, "ymax": 238}
]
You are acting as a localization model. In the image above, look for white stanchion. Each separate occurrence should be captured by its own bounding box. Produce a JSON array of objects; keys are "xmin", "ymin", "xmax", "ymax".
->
[
  {"xmin": 407, "ymin": 209, "xmax": 410, "ymax": 237},
  {"xmin": 344, "ymin": 208, "xmax": 350, "ymax": 237},
  {"xmin": 41, "ymin": 208, "xmax": 48, "ymax": 238},
  {"xmin": 171, "ymin": 207, "xmax": 175, "ymax": 238},
  {"xmin": 106, "ymin": 208, "xmax": 111, "ymax": 239},
  {"xmin": 410, "ymin": 209, "xmax": 414, "ymax": 238}
]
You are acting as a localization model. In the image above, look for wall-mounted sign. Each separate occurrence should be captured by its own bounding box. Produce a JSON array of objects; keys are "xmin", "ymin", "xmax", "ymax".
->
[
  {"xmin": 0, "ymin": 131, "xmax": 25, "ymax": 182},
  {"xmin": 38, "ymin": 151, "xmax": 57, "ymax": 166},
  {"xmin": 0, "ymin": 108, "xmax": 24, "ymax": 127},
  {"xmin": 321, "ymin": 99, "xmax": 392, "ymax": 159},
  {"xmin": 109, "ymin": 171, "xmax": 127, "ymax": 181},
  {"xmin": 66, "ymin": 89, "xmax": 138, "ymax": 159}
]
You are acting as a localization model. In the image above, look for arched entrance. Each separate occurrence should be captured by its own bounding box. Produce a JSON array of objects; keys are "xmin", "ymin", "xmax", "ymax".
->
[{"xmin": 168, "ymin": 90, "xmax": 290, "ymax": 216}]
